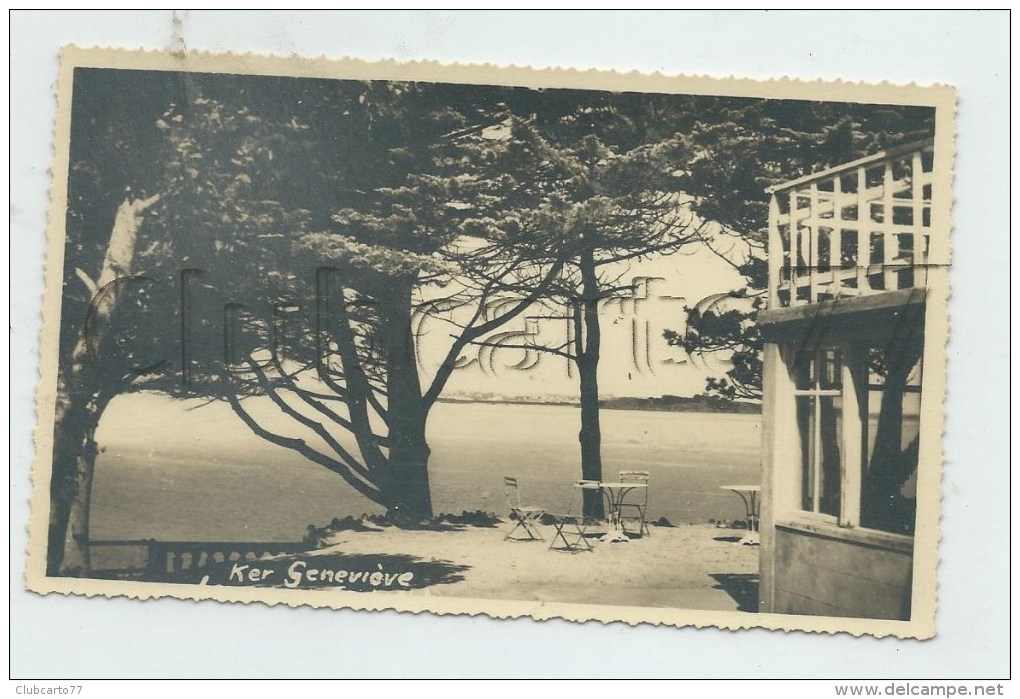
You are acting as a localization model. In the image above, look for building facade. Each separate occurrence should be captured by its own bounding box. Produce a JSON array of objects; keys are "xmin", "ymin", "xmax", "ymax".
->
[{"xmin": 758, "ymin": 140, "xmax": 947, "ymax": 620}]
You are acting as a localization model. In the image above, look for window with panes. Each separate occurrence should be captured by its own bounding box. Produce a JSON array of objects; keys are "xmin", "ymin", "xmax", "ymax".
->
[{"xmin": 794, "ymin": 347, "xmax": 844, "ymax": 519}]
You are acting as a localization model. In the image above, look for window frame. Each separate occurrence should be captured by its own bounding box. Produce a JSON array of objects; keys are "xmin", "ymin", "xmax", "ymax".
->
[
  {"xmin": 779, "ymin": 339, "xmax": 920, "ymax": 543},
  {"xmin": 779, "ymin": 342, "xmax": 868, "ymax": 531},
  {"xmin": 792, "ymin": 347, "xmax": 844, "ymax": 521}
]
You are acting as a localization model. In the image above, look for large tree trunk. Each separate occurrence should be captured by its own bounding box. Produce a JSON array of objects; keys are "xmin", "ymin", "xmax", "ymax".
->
[
  {"xmin": 380, "ymin": 278, "xmax": 433, "ymax": 521},
  {"xmin": 46, "ymin": 193, "xmax": 159, "ymax": 576},
  {"xmin": 577, "ymin": 246, "xmax": 605, "ymax": 519},
  {"xmin": 47, "ymin": 379, "xmax": 101, "ymax": 575},
  {"xmin": 862, "ymin": 339, "xmax": 923, "ymax": 530},
  {"xmin": 385, "ymin": 408, "xmax": 433, "ymax": 521}
]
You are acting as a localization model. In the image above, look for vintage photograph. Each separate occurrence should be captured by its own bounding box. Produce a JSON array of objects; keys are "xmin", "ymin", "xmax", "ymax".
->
[{"xmin": 28, "ymin": 47, "xmax": 954, "ymax": 636}]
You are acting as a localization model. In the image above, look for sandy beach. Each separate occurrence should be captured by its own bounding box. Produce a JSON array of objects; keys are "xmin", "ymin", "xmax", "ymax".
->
[
  {"xmin": 284, "ymin": 521, "xmax": 760, "ymax": 612},
  {"xmin": 87, "ymin": 392, "xmax": 762, "ymax": 612},
  {"xmin": 91, "ymin": 393, "xmax": 762, "ymax": 541}
]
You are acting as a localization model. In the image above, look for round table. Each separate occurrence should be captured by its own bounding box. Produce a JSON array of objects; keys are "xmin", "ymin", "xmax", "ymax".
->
[
  {"xmin": 720, "ymin": 484, "xmax": 760, "ymax": 545},
  {"xmin": 575, "ymin": 481, "xmax": 648, "ymax": 543}
]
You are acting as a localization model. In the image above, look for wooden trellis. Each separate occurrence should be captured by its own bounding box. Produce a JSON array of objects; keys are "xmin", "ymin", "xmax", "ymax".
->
[{"xmin": 767, "ymin": 141, "xmax": 935, "ymax": 309}]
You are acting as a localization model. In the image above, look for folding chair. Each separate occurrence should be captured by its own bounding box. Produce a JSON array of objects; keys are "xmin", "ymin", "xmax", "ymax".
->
[
  {"xmin": 618, "ymin": 470, "xmax": 651, "ymax": 537},
  {"xmin": 503, "ymin": 476, "xmax": 545, "ymax": 542},
  {"xmin": 548, "ymin": 513, "xmax": 593, "ymax": 552},
  {"xmin": 548, "ymin": 485, "xmax": 597, "ymax": 553}
]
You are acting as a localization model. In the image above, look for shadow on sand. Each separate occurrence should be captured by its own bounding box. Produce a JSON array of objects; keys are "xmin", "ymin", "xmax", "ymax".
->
[
  {"xmin": 385, "ymin": 520, "xmax": 476, "ymax": 533},
  {"xmin": 710, "ymin": 573, "xmax": 759, "ymax": 612},
  {"xmin": 712, "ymin": 535, "xmax": 743, "ymax": 543},
  {"xmin": 310, "ymin": 512, "xmax": 502, "ymax": 537}
]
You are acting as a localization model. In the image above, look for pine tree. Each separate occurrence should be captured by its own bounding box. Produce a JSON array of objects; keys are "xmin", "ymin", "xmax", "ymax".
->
[{"xmin": 664, "ymin": 99, "xmax": 935, "ymax": 402}]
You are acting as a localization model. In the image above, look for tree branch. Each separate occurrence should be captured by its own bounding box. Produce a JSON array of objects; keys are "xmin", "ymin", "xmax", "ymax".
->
[
  {"xmin": 422, "ymin": 255, "xmax": 568, "ymax": 407},
  {"xmin": 247, "ymin": 360, "xmax": 377, "ymax": 482},
  {"xmin": 270, "ymin": 354, "xmax": 392, "ymax": 449},
  {"xmin": 222, "ymin": 378, "xmax": 382, "ymax": 504}
]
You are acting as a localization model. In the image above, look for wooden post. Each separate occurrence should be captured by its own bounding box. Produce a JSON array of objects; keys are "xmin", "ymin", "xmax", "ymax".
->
[
  {"xmin": 789, "ymin": 191, "xmax": 799, "ymax": 305},
  {"xmin": 831, "ymin": 175, "xmax": 842, "ymax": 292},
  {"xmin": 758, "ymin": 341, "xmax": 782, "ymax": 613},
  {"xmin": 768, "ymin": 195, "xmax": 781, "ymax": 309},
  {"xmin": 840, "ymin": 343, "xmax": 867, "ymax": 528},
  {"xmin": 760, "ymin": 340, "xmax": 802, "ymax": 612},
  {"xmin": 883, "ymin": 159, "xmax": 898, "ymax": 291},
  {"xmin": 856, "ymin": 166, "xmax": 868, "ymax": 294},
  {"xmin": 912, "ymin": 150, "xmax": 927, "ymax": 289},
  {"xmin": 809, "ymin": 183, "xmax": 819, "ymax": 303}
]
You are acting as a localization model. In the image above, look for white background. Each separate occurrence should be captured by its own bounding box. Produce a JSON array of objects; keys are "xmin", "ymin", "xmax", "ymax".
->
[{"xmin": 9, "ymin": 10, "xmax": 1011, "ymax": 679}]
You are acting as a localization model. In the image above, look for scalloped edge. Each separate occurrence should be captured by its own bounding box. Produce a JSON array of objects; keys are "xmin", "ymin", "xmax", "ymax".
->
[{"xmin": 26, "ymin": 45, "xmax": 956, "ymax": 641}]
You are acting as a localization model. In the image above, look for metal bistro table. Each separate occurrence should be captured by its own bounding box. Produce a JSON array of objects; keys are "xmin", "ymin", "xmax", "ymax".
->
[
  {"xmin": 575, "ymin": 480, "xmax": 649, "ymax": 543},
  {"xmin": 720, "ymin": 484, "xmax": 761, "ymax": 545}
]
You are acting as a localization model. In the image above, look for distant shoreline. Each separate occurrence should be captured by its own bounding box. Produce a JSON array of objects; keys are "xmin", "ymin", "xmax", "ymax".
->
[
  {"xmin": 122, "ymin": 388, "xmax": 762, "ymax": 415},
  {"xmin": 436, "ymin": 395, "xmax": 762, "ymax": 415}
]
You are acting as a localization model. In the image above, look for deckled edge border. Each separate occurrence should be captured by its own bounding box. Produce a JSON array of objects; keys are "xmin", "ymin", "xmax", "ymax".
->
[{"xmin": 25, "ymin": 45, "xmax": 959, "ymax": 641}]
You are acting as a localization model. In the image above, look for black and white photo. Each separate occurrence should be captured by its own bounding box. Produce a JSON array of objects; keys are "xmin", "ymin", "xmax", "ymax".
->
[{"xmin": 27, "ymin": 47, "xmax": 954, "ymax": 637}]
